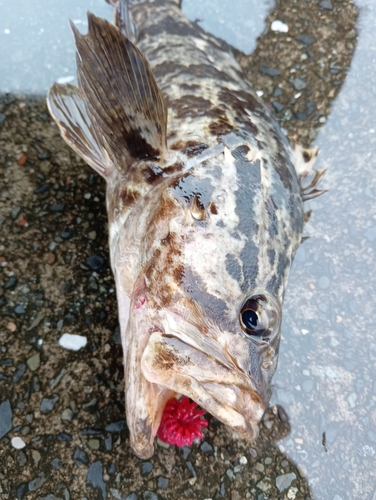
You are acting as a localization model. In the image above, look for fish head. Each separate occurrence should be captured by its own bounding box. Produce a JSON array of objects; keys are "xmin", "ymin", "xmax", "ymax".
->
[
  {"xmin": 141, "ymin": 288, "xmax": 282, "ymax": 442},
  {"xmin": 123, "ymin": 159, "xmax": 291, "ymax": 457}
]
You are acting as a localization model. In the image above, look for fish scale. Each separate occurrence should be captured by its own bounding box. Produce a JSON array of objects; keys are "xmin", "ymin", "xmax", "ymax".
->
[{"xmin": 47, "ymin": 0, "xmax": 324, "ymax": 458}]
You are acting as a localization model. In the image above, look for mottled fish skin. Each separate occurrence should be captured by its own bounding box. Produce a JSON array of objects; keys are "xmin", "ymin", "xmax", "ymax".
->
[{"xmin": 47, "ymin": 0, "xmax": 323, "ymax": 459}]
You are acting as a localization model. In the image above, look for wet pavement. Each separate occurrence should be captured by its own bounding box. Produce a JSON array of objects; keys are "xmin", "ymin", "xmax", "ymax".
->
[{"xmin": 0, "ymin": 0, "xmax": 375, "ymax": 499}]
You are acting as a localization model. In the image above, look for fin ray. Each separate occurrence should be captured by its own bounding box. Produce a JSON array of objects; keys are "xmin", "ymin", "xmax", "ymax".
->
[
  {"xmin": 114, "ymin": 0, "xmax": 138, "ymax": 42},
  {"xmin": 72, "ymin": 13, "xmax": 168, "ymax": 172},
  {"xmin": 47, "ymin": 83, "xmax": 113, "ymax": 178}
]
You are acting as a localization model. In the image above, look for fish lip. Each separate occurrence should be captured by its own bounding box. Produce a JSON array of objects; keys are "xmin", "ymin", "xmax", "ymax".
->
[{"xmin": 142, "ymin": 325, "xmax": 266, "ymax": 441}]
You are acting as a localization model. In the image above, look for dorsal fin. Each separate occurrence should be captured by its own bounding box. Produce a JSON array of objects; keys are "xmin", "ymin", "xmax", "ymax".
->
[
  {"xmin": 47, "ymin": 83, "xmax": 113, "ymax": 179},
  {"xmin": 114, "ymin": 0, "xmax": 138, "ymax": 42},
  {"xmin": 71, "ymin": 13, "xmax": 168, "ymax": 172}
]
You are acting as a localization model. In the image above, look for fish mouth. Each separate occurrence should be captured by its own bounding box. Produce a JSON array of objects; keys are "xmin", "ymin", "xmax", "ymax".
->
[{"xmin": 140, "ymin": 325, "xmax": 266, "ymax": 445}]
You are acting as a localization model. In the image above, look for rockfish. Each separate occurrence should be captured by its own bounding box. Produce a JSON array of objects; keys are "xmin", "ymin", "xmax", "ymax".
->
[{"xmin": 47, "ymin": 0, "xmax": 324, "ymax": 458}]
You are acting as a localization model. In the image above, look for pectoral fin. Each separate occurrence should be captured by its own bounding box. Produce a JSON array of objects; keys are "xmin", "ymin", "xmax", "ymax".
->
[
  {"xmin": 47, "ymin": 83, "xmax": 113, "ymax": 178},
  {"xmin": 71, "ymin": 13, "xmax": 168, "ymax": 172}
]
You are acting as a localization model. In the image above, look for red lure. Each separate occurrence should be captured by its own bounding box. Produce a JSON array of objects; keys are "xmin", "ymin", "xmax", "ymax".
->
[{"xmin": 157, "ymin": 397, "xmax": 208, "ymax": 447}]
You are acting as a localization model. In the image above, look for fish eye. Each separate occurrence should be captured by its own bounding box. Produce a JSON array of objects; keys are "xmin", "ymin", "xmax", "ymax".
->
[{"xmin": 239, "ymin": 294, "xmax": 277, "ymax": 339}]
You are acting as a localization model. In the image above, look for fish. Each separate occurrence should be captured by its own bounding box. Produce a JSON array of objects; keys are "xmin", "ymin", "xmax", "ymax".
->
[{"xmin": 47, "ymin": 0, "xmax": 325, "ymax": 459}]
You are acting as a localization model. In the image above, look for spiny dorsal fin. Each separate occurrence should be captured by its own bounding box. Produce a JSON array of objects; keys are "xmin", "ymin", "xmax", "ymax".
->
[
  {"xmin": 47, "ymin": 83, "xmax": 113, "ymax": 178},
  {"xmin": 71, "ymin": 13, "xmax": 168, "ymax": 172},
  {"xmin": 114, "ymin": 0, "xmax": 138, "ymax": 42}
]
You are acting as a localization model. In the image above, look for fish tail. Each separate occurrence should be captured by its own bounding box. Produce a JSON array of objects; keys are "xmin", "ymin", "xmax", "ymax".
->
[{"xmin": 71, "ymin": 12, "xmax": 168, "ymax": 173}]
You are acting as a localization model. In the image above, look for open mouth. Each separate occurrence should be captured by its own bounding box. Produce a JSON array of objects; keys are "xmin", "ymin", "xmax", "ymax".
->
[{"xmin": 141, "ymin": 328, "xmax": 266, "ymax": 444}]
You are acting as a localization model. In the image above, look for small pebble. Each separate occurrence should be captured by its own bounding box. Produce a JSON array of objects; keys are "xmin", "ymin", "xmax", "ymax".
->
[
  {"xmin": 257, "ymin": 480, "xmax": 271, "ymax": 492},
  {"xmin": 88, "ymin": 439, "xmax": 100, "ymax": 450},
  {"xmin": 108, "ymin": 462, "xmax": 116, "ymax": 475},
  {"xmin": 16, "ymin": 483, "xmax": 28, "ymax": 500},
  {"xmin": 124, "ymin": 494, "xmax": 137, "ymax": 500},
  {"xmin": 28, "ymin": 472, "xmax": 46, "ymax": 491},
  {"xmin": 105, "ymin": 435, "xmax": 113, "ymax": 451},
  {"xmin": 40, "ymin": 395, "xmax": 59, "ymax": 413},
  {"xmin": 57, "ymin": 431, "xmax": 72, "ymax": 442},
  {"xmin": 259, "ymin": 65, "xmax": 281, "ymax": 77},
  {"xmin": 6, "ymin": 322, "xmax": 16, "ymax": 332},
  {"xmin": 319, "ymin": 0, "xmax": 333, "ymax": 9},
  {"xmin": 200, "ymin": 441, "xmax": 213, "ymax": 452},
  {"xmin": 61, "ymin": 408, "xmax": 74, "ymax": 421},
  {"xmin": 87, "ymin": 461, "xmax": 107, "ymax": 500},
  {"xmin": 105, "ymin": 420, "xmax": 127, "ymax": 432},
  {"xmin": 86, "ymin": 255, "xmax": 104, "ymax": 271},
  {"xmin": 5, "ymin": 276, "xmax": 17, "ymax": 289},
  {"xmin": 17, "ymin": 451, "xmax": 27, "ymax": 466},
  {"xmin": 18, "ymin": 218, "xmax": 28, "ymax": 227},
  {"xmin": 273, "ymin": 101, "xmax": 284, "ymax": 113},
  {"xmin": 17, "ymin": 155, "xmax": 27, "ymax": 166},
  {"xmin": 34, "ymin": 183, "xmax": 52, "ymax": 194},
  {"xmin": 226, "ymin": 468, "xmax": 235, "ymax": 480},
  {"xmin": 73, "ymin": 447, "xmax": 88, "ymax": 466},
  {"xmin": 143, "ymin": 492, "xmax": 158, "ymax": 500},
  {"xmin": 14, "ymin": 304, "xmax": 25, "ymax": 315},
  {"xmin": 26, "ymin": 353, "xmax": 40, "ymax": 372},
  {"xmin": 271, "ymin": 20, "xmax": 288, "ymax": 32},
  {"xmin": 287, "ymin": 487, "xmax": 298, "ymax": 499},
  {"xmin": 45, "ymin": 253, "xmax": 56, "ymax": 265},
  {"xmin": 11, "ymin": 207, "xmax": 21, "ymax": 219},
  {"xmin": 0, "ymin": 400, "xmax": 12, "ymax": 439},
  {"xmin": 50, "ymin": 203, "xmax": 65, "ymax": 212},
  {"xmin": 276, "ymin": 473, "xmax": 296, "ymax": 492},
  {"xmin": 255, "ymin": 462, "xmax": 265, "ymax": 472},
  {"xmin": 51, "ymin": 458, "xmax": 62, "ymax": 469},
  {"xmin": 32, "ymin": 449, "xmax": 41, "ymax": 466},
  {"xmin": 157, "ymin": 477, "xmax": 169, "ymax": 489},
  {"xmin": 13, "ymin": 363, "xmax": 26, "ymax": 383},
  {"xmin": 11, "ymin": 437, "xmax": 26, "ymax": 449},
  {"xmin": 141, "ymin": 462, "xmax": 153, "ymax": 476},
  {"xmin": 239, "ymin": 456, "xmax": 248, "ymax": 465},
  {"xmin": 295, "ymin": 34, "xmax": 315, "ymax": 45},
  {"xmin": 59, "ymin": 333, "xmax": 87, "ymax": 351},
  {"xmin": 290, "ymin": 78, "xmax": 306, "ymax": 91}
]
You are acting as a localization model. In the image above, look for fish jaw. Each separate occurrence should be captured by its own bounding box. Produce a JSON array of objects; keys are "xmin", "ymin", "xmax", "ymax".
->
[{"xmin": 140, "ymin": 309, "xmax": 273, "ymax": 446}]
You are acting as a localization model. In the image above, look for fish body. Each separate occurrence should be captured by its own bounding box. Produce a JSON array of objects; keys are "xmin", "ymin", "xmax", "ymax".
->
[{"xmin": 47, "ymin": 0, "xmax": 324, "ymax": 458}]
